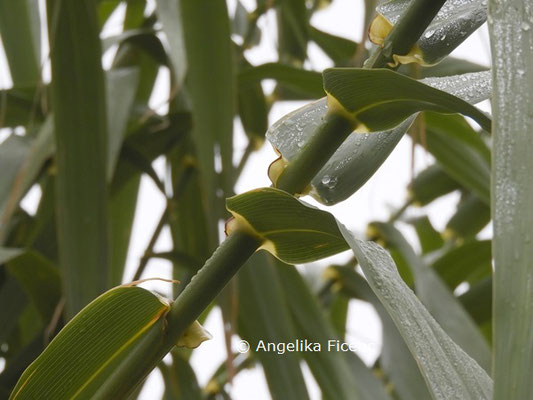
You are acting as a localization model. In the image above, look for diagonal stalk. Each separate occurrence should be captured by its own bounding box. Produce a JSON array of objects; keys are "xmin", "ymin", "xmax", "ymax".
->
[
  {"xmin": 108, "ymin": 0, "xmax": 450, "ymax": 396},
  {"xmin": 165, "ymin": 0, "xmax": 446, "ymax": 370}
]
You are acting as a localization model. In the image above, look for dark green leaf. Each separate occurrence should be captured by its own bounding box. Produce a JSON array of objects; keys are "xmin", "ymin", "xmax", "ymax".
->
[
  {"xmin": 323, "ymin": 68, "xmax": 491, "ymax": 132},
  {"xmin": 408, "ymin": 164, "xmax": 459, "ymax": 206},
  {"xmin": 47, "ymin": 0, "xmax": 110, "ymax": 316},
  {"xmin": 431, "ymin": 240, "xmax": 492, "ymax": 290},
  {"xmin": 10, "ymin": 286, "xmax": 169, "ymax": 399},
  {"xmin": 226, "ymin": 188, "xmax": 349, "ymax": 264},
  {"xmin": 239, "ymin": 62, "xmax": 324, "ymax": 98},
  {"xmin": 181, "ymin": 0, "xmax": 235, "ymax": 247},
  {"xmin": 411, "ymin": 216, "xmax": 444, "ymax": 254},
  {"xmin": 445, "ymin": 193, "xmax": 491, "ymax": 239},
  {"xmin": 237, "ymin": 253, "xmax": 310, "ymax": 400},
  {"xmin": 277, "ymin": 262, "xmax": 391, "ymax": 400},
  {"xmin": 331, "ymin": 266, "xmax": 431, "ymax": 400},
  {"xmin": 309, "ymin": 26, "xmax": 358, "ymax": 65},
  {"xmin": 160, "ymin": 351, "xmax": 202, "ymax": 400},
  {"xmin": 156, "ymin": 0, "xmax": 187, "ymax": 87},
  {"xmin": 0, "ymin": 0, "xmax": 40, "ymax": 85}
]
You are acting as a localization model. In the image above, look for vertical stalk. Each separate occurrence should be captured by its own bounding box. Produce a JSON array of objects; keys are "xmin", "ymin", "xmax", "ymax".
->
[
  {"xmin": 490, "ymin": 0, "xmax": 533, "ymax": 398},
  {"xmin": 47, "ymin": 0, "xmax": 110, "ymax": 317}
]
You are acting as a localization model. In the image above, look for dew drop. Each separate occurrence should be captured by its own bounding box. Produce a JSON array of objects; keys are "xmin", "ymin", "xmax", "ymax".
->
[
  {"xmin": 522, "ymin": 22, "xmax": 531, "ymax": 31},
  {"xmin": 424, "ymin": 29, "xmax": 435, "ymax": 38},
  {"xmin": 321, "ymin": 175, "xmax": 338, "ymax": 189}
]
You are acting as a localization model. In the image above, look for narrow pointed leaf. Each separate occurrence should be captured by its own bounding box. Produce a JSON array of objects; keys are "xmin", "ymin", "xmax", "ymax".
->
[
  {"xmin": 0, "ymin": 117, "xmax": 54, "ymax": 239},
  {"xmin": 6, "ymin": 251, "xmax": 61, "ymax": 323},
  {"xmin": 309, "ymin": 26, "xmax": 358, "ymax": 65},
  {"xmin": 237, "ymin": 57, "xmax": 268, "ymax": 146},
  {"xmin": 226, "ymin": 188, "xmax": 349, "ymax": 264},
  {"xmin": 458, "ymin": 277, "xmax": 492, "ymax": 327},
  {"xmin": 425, "ymin": 113, "xmax": 491, "ymax": 205},
  {"xmin": 489, "ymin": 3, "xmax": 532, "ymax": 394},
  {"xmin": 323, "ymin": 68, "xmax": 491, "ymax": 132},
  {"xmin": 370, "ymin": 222, "xmax": 491, "ymax": 371},
  {"xmin": 160, "ymin": 351, "xmax": 202, "ymax": 400},
  {"xmin": 156, "ymin": 0, "xmax": 187, "ymax": 88},
  {"xmin": 339, "ymin": 226, "xmax": 493, "ymax": 399},
  {"xmin": 47, "ymin": 0, "xmax": 110, "ymax": 316},
  {"xmin": 180, "ymin": 0, "xmax": 234, "ymax": 246},
  {"xmin": 0, "ymin": 86, "xmax": 44, "ymax": 128},
  {"xmin": 106, "ymin": 67, "xmax": 139, "ymax": 181},
  {"xmin": 0, "ymin": 0, "xmax": 40, "ymax": 85},
  {"xmin": 237, "ymin": 253, "xmax": 310, "ymax": 400},
  {"xmin": 370, "ymin": 0, "xmax": 487, "ymax": 66},
  {"xmin": 0, "ymin": 136, "xmax": 31, "ymax": 238},
  {"xmin": 332, "ymin": 266, "xmax": 431, "ymax": 400},
  {"xmin": 431, "ymin": 240, "xmax": 492, "ymax": 290},
  {"xmin": 10, "ymin": 286, "xmax": 169, "ymax": 399},
  {"xmin": 0, "ymin": 275, "xmax": 27, "ymax": 344},
  {"xmin": 238, "ymin": 63, "xmax": 324, "ymax": 99},
  {"xmin": 277, "ymin": 0, "xmax": 308, "ymax": 63},
  {"xmin": 411, "ymin": 216, "xmax": 444, "ymax": 254},
  {"xmin": 445, "ymin": 194, "xmax": 490, "ymax": 238},
  {"xmin": 276, "ymin": 262, "xmax": 391, "ymax": 400},
  {"xmin": 267, "ymin": 70, "xmax": 490, "ymax": 205},
  {"xmin": 408, "ymin": 165, "xmax": 459, "ymax": 206}
]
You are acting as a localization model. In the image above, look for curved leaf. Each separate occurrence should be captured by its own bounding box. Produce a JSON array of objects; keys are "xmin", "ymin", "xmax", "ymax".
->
[
  {"xmin": 47, "ymin": 0, "xmax": 110, "ymax": 315},
  {"xmin": 237, "ymin": 253, "xmax": 310, "ymax": 400},
  {"xmin": 226, "ymin": 188, "xmax": 349, "ymax": 264},
  {"xmin": 339, "ymin": 226, "xmax": 493, "ymax": 399},
  {"xmin": 267, "ymin": 70, "xmax": 491, "ymax": 205},
  {"xmin": 276, "ymin": 262, "xmax": 391, "ymax": 400},
  {"xmin": 323, "ymin": 68, "xmax": 491, "ymax": 132},
  {"xmin": 332, "ymin": 266, "xmax": 432, "ymax": 400},
  {"xmin": 238, "ymin": 62, "xmax": 324, "ymax": 98},
  {"xmin": 10, "ymin": 286, "xmax": 169, "ymax": 399},
  {"xmin": 369, "ymin": 222, "xmax": 491, "ymax": 371}
]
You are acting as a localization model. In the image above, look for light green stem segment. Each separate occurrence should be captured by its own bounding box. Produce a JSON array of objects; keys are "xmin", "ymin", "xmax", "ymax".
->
[
  {"xmin": 165, "ymin": 231, "xmax": 262, "ymax": 343},
  {"xmin": 365, "ymin": 0, "xmax": 447, "ymax": 68},
  {"xmin": 118, "ymin": 0, "xmax": 451, "ymax": 394},
  {"xmin": 275, "ymin": 113, "xmax": 355, "ymax": 195}
]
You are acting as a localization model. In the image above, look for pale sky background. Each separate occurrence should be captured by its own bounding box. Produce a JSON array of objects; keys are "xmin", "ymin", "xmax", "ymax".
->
[{"xmin": 0, "ymin": 0, "xmax": 491, "ymax": 398}]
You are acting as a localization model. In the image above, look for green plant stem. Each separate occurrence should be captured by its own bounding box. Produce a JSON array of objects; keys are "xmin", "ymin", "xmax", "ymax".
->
[
  {"xmin": 275, "ymin": 113, "xmax": 354, "ymax": 194},
  {"xmin": 140, "ymin": 0, "xmax": 449, "ymax": 383},
  {"xmin": 164, "ymin": 231, "xmax": 262, "ymax": 345},
  {"xmin": 364, "ymin": 0, "xmax": 447, "ymax": 68}
]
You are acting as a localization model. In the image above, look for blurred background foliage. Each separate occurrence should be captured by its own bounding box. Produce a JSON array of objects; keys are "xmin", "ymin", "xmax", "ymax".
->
[{"xmin": 0, "ymin": 0, "xmax": 494, "ymax": 398}]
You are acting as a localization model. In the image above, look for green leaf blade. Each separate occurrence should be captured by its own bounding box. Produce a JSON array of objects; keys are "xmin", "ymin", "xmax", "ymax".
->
[
  {"xmin": 10, "ymin": 286, "xmax": 169, "ymax": 400},
  {"xmin": 47, "ymin": 0, "xmax": 110, "ymax": 316},
  {"xmin": 226, "ymin": 188, "xmax": 349, "ymax": 264},
  {"xmin": 340, "ymin": 227, "xmax": 493, "ymax": 399},
  {"xmin": 323, "ymin": 68, "xmax": 491, "ymax": 132}
]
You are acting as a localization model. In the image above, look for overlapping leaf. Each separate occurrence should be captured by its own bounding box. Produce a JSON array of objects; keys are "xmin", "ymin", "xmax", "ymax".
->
[
  {"xmin": 323, "ymin": 68, "xmax": 491, "ymax": 132},
  {"xmin": 369, "ymin": 222, "xmax": 491, "ymax": 371},
  {"xmin": 340, "ymin": 228, "xmax": 493, "ymax": 399},
  {"xmin": 370, "ymin": 0, "xmax": 487, "ymax": 66},
  {"xmin": 226, "ymin": 188, "xmax": 349, "ymax": 264},
  {"xmin": 267, "ymin": 70, "xmax": 491, "ymax": 205}
]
